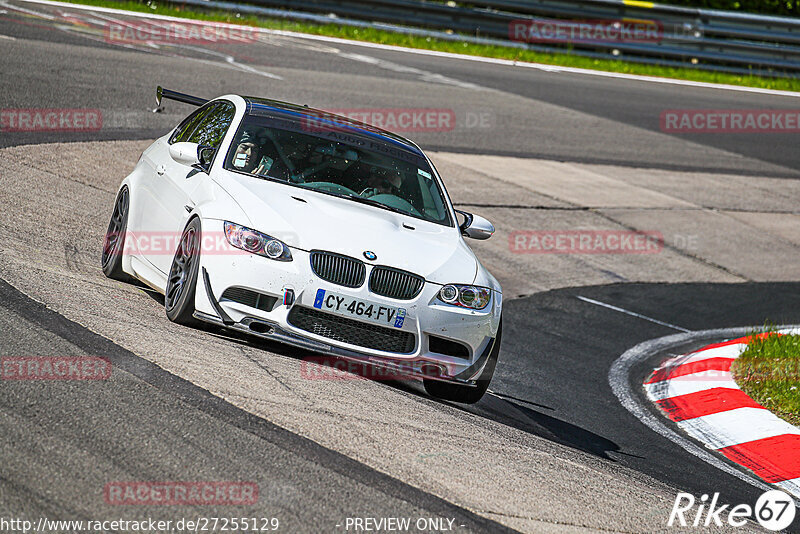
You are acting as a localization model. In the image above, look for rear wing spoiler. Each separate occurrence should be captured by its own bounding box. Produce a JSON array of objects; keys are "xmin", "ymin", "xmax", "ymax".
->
[{"xmin": 156, "ymin": 86, "xmax": 208, "ymax": 107}]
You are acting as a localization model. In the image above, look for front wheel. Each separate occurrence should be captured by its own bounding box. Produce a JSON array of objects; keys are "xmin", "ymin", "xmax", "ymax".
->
[
  {"xmin": 165, "ymin": 218, "xmax": 201, "ymax": 326},
  {"xmin": 424, "ymin": 319, "xmax": 502, "ymax": 404},
  {"xmin": 101, "ymin": 186, "xmax": 132, "ymax": 282}
]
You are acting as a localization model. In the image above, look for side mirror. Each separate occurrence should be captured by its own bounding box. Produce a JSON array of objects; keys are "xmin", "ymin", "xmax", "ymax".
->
[
  {"xmin": 168, "ymin": 142, "xmax": 215, "ymax": 173},
  {"xmin": 198, "ymin": 145, "xmax": 216, "ymax": 172},
  {"xmin": 169, "ymin": 142, "xmax": 201, "ymax": 166},
  {"xmin": 456, "ymin": 210, "xmax": 494, "ymax": 240}
]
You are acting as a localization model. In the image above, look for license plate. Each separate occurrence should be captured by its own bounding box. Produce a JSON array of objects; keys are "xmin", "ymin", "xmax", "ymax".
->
[{"xmin": 312, "ymin": 289, "xmax": 406, "ymax": 329}]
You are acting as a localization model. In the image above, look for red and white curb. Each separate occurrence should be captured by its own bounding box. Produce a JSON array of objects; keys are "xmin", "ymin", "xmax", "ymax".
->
[{"xmin": 645, "ymin": 330, "xmax": 800, "ymax": 499}]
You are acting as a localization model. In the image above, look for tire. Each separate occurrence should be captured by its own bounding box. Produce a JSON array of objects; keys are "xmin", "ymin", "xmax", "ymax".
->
[
  {"xmin": 165, "ymin": 218, "xmax": 201, "ymax": 326},
  {"xmin": 424, "ymin": 319, "xmax": 502, "ymax": 404},
  {"xmin": 101, "ymin": 186, "xmax": 133, "ymax": 282}
]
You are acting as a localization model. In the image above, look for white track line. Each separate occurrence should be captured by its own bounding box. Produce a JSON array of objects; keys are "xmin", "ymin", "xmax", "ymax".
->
[
  {"xmin": 609, "ymin": 327, "xmax": 786, "ymax": 499},
  {"xmin": 677, "ymin": 407, "xmax": 800, "ymax": 450},
  {"xmin": 0, "ymin": 0, "xmax": 55, "ymax": 19},
  {"xmin": 645, "ymin": 373, "xmax": 740, "ymax": 400},
  {"xmin": 62, "ymin": 9, "xmax": 285, "ymax": 80},
  {"xmin": 577, "ymin": 296, "xmax": 692, "ymax": 332},
  {"xmin": 338, "ymin": 51, "xmax": 482, "ymax": 90},
  {"xmin": 677, "ymin": 343, "xmax": 747, "ymax": 363},
  {"xmin": 641, "ymin": 331, "xmax": 800, "ymax": 501},
  {"xmin": 11, "ymin": 0, "xmax": 800, "ymax": 99},
  {"xmin": 779, "ymin": 479, "xmax": 800, "ymax": 497}
]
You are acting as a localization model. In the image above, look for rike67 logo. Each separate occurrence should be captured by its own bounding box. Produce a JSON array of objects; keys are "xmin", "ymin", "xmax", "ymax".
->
[{"xmin": 668, "ymin": 490, "xmax": 796, "ymax": 530}]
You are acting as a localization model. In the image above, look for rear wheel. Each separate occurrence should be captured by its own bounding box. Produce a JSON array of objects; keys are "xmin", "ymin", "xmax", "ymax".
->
[
  {"xmin": 101, "ymin": 187, "xmax": 132, "ymax": 282},
  {"xmin": 424, "ymin": 319, "xmax": 502, "ymax": 404},
  {"xmin": 165, "ymin": 218, "xmax": 201, "ymax": 326}
]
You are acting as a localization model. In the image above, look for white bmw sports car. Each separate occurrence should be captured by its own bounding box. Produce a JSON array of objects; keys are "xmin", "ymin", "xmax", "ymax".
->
[{"xmin": 102, "ymin": 87, "xmax": 502, "ymax": 403}]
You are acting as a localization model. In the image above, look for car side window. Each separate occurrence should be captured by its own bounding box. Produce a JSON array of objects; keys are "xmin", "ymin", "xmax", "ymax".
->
[
  {"xmin": 188, "ymin": 102, "xmax": 236, "ymax": 148},
  {"xmin": 170, "ymin": 103, "xmax": 217, "ymax": 144}
]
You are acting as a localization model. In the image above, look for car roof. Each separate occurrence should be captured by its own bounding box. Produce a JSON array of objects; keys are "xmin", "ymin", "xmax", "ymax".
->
[{"xmin": 242, "ymin": 96, "xmax": 425, "ymax": 157}]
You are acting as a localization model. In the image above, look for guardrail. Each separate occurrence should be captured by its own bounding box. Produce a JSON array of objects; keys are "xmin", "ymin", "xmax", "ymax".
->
[{"xmin": 177, "ymin": 0, "xmax": 800, "ymax": 76}]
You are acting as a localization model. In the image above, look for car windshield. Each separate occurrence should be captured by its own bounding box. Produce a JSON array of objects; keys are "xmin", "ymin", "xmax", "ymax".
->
[{"xmin": 224, "ymin": 114, "xmax": 452, "ymax": 225}]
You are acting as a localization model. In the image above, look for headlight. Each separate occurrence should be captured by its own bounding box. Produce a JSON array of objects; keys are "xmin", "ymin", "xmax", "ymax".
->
[
  {"xmin": 224, "ymin": 221, "xmax": 292, "ymax": 261},
  {"xmin": 438, "ymin": 284, "xmax": 491, "ymax": 310}
]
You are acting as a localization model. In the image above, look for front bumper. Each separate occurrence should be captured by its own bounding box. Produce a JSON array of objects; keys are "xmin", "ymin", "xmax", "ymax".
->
[{"xmin": 193, "ymin": 220, "xmax": 502, "ymax": 384}]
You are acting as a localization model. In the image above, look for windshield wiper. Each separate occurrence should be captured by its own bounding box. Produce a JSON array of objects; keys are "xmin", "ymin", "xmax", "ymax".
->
[{"xmin": 343, "ymin": 194, "xmax": 409, "ymax": 216}]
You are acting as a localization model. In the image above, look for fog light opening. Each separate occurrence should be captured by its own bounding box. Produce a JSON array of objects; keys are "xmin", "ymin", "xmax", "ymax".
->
[
  {"xmin": 248, "ymin": 321, "xmax": 273, "ymax": 335},
  {"xmin": 420, "ymin": 364, "xmax": 442, "ymax": 378}
]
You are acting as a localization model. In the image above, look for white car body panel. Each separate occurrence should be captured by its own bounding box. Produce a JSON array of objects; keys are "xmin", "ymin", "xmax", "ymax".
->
[{"xmin": 114, "ymin": 94, "xmax": 502, "ymax": 385}]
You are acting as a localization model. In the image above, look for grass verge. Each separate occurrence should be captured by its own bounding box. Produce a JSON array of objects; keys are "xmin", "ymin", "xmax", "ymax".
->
[
  {"xmin": 732, "ymin": 333, "xmax": 800, "ymax": 426},
  {"xmin": 56, "ymin": 0, "xmax": 800, "ymax": 93}
]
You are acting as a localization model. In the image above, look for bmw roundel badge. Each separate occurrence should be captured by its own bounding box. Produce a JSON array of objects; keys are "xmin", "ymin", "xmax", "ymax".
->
[{"xmin": 363, "ymin": 251, "xmax": 377, "ymax": 261}]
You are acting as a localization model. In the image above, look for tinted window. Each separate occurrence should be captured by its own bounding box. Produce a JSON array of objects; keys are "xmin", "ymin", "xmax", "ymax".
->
[
  {"xmin": 188, "ymin": 102, "xmax": 235, "ymax": 148},
  {"xmin": 170, "ymin": 103, "xmax": 216, "ymax": 144},
  {"xmin": 223, "ymin": 115, "xmax": 452, "ymax": 226}
]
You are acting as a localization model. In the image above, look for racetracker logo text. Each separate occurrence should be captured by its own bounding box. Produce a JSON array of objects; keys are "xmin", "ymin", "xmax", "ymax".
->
[
  {"xmin": 1, "ymin": 357, "xmax": 111, "ymax": 380},
  {"xmin": 509, "ymin": 18, "xmax": 664, "ymax": 44},
  {"xmin": 104, "ymin": 21, "xmax": 258, "ymax": 44},
  {"xmin": 661, "ymin": 109, "xmax": 800, "ymax": 133},
  {"xmin": 300, "ymin": 357, "xmax": 446, "ymax": 381},
  {"xmin": 104, "ymin": 481, "xmax": 258, "ymax": 506},
  {"xmin": 0, "ymin": 109, "xmax": 102, "ymax": 132},
  {"xmin": 668, "ymin": 490, "xmax": 796, "ymax": 531},
  {"xmin": 509, "ymin": 230, "xmax": 664, "ymax": 254},
  {"xmin": 104, "ymin": 231, "xmax": 299, "ymax": 255},
  {"xmin": 302, "ymin": 109, "xmax": 458, "ymax": 133}
]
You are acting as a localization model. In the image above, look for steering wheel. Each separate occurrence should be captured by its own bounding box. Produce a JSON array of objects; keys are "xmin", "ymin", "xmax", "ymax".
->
[
  {"xmin": 366, "ymin": 193, "xmax": 422, "ymax": 217},
  {"xmin": 300, "ymin": 182, "xmax": 359, "ymax": 196},
  {"xmin": 360, "ymin": 187, "xmax": 379, "ymax": 197}
]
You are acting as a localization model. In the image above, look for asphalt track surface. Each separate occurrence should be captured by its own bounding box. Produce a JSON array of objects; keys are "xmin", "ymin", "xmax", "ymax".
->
[
  {"xmin": 1, "ymin": 1, "xmax": 800, "ymax": 532},
  {"xmin": 1, "ymin": 2, "xmax": 799, "ymax": 177},
  {"xmin": 0, "ymin": 277, "xmax": 513, "ymax": 532}
]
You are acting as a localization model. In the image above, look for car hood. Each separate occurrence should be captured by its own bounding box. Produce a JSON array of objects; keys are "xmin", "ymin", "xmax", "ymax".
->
[{"xmin": 218, "ymin": 172, "xmax": 478, "ymax": 285}]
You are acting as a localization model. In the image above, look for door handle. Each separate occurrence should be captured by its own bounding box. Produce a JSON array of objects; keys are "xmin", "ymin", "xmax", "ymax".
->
[{"xmin": 156, "ymin": 164, "xmax": 166, "ymax": 176}]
